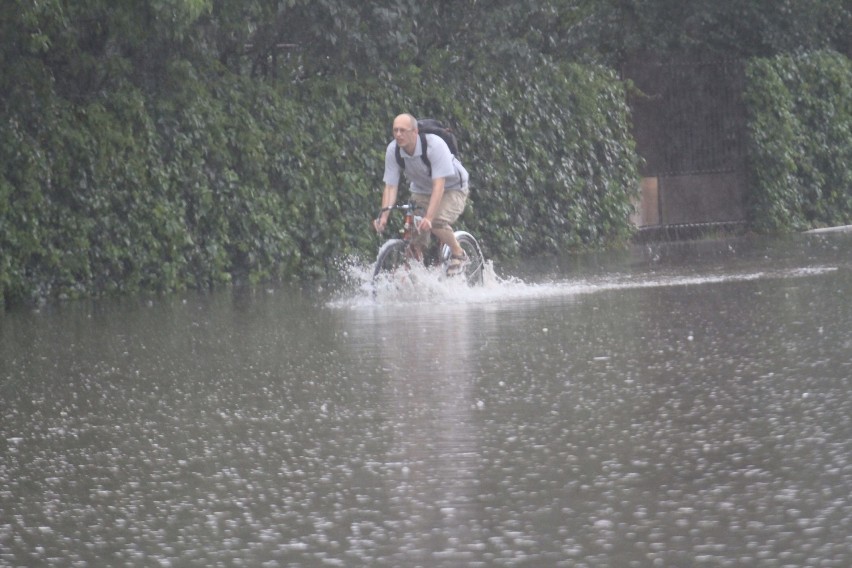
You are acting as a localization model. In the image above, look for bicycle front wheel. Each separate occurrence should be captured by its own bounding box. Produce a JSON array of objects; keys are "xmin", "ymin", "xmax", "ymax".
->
[
  {"xmin": 372, "ymin": 239, "xmax": 410, "ymax": 280},
  {"xmin": 445, "ymin": 231, "xmax": 485, "ymax": 285}
]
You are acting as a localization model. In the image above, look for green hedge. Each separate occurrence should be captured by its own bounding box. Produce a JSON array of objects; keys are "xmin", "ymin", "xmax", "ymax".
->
[
  {"xmin": 744, "ymin": 51, "xmax": 852, "ymax": 231},
  {"xmin": 458, "ymin": 55, "xmax": 640, "ymax": 258},
  {"xmin": 0, "ymin": 52, "xmax": 640, "ymax": 307},
  {"xmin": 362, "ymin": 53, "xmax": 641, "ymax": 259}
]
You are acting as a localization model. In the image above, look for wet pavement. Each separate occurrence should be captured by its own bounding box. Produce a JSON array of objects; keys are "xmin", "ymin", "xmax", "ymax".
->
[{"xmin": 2, "ymin": 232, "xmax": 851, "ymax": 566}]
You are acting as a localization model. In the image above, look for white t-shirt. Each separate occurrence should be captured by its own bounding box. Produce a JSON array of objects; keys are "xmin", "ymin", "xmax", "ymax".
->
[{"xmin": 383, "ymin": 133, "xmax": 469, "ymax": 195}]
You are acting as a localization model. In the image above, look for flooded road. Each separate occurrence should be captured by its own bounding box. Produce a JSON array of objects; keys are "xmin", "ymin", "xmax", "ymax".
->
[{"xmin": 2, "ymin": 232, "xmax": 852, "ymax": 566}]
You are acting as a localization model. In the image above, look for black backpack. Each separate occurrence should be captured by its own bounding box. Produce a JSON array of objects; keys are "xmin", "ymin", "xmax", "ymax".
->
[{"xmin": 394, "ymin": 118, "xmax": 459, "ymax": 178}]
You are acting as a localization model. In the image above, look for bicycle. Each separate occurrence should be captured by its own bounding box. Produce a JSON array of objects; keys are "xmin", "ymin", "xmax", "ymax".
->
[{"xmin": 372, "ymin": 202, "xmax": 486, "ymax": 286}]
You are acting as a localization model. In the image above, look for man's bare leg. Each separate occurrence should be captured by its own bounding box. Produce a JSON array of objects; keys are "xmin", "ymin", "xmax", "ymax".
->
[{"xmin": 431, "ymin": 224, "xmax": 464, "ymax": 258}]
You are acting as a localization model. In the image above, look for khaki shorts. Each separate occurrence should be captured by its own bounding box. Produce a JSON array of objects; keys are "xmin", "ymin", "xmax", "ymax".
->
[
  {"xmin": 410, "ymin": 190, "xmax": 468, "ymax": 250},
  {"xmin": 411, "ymin": 190, "xmax": 467, "ymax": 228}
]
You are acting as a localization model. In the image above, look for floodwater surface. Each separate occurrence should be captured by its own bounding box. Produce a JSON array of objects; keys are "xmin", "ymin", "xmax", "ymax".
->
[{"xmin": 2, "ymin": 232, "xmax": 852, "ymax": 566}]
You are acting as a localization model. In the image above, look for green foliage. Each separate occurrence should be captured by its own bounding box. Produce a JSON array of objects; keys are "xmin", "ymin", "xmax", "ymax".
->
[
  {"xmin": 581, "ymin": 0, "xmax": 852, "ymax": 64},
  {"xmin": 744, "ymin": 51, "xmax": 852, "ymax": 231},
  {"xmin": 0, "ymin": 44, "xmax": 640, "ymax": 306},
  {"xmin": 412, "ymin": 52, "xmax": 640, "ymax": 258},
  {"xmin": 6, "ymin": 0, "xmax": 848, "ymax": 307}
]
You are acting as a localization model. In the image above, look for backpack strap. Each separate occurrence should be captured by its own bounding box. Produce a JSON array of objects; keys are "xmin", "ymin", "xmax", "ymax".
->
[
  {"xmin": 394, "ymin": 133, "xmax": 432, "ymax": 182},
  {"xmin": 394, "ymin": 142, "xmax": 404, "ymax": 171},
  {"xmin": 419, "ymin": 133, "xmax": 431, "ymax": 177}
]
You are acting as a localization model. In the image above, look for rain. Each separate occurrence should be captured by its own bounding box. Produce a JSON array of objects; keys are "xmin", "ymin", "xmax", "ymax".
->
[{"xmin": 2, "ymin": 232, "xmax": 852, "ymax": 566}]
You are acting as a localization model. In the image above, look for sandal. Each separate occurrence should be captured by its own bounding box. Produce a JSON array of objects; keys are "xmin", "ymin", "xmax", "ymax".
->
[{"xmin": 446, "ymin": 252, "xmax": 468, "ymax": 276}]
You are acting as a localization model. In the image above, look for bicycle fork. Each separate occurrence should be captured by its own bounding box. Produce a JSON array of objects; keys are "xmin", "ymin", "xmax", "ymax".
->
[{"xmin": 402, "ymin": 209, "xmax": 426, "ymax": 262}]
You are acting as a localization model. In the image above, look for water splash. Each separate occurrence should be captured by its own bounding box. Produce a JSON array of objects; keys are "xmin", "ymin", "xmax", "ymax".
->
[{"xmin": 328, "ymin": 256, "xmax": 838, "ymax": 310}]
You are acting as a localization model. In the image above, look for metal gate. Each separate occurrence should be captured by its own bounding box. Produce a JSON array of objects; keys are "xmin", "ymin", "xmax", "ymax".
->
[{"xmin": 624, "ymin": 58, "xmax": 748, "ymax": 233}]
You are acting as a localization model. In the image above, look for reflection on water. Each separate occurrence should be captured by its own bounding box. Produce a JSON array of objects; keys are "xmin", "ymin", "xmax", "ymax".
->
[{"xmin": 2, "ymin": 233, "xmax": 852, "ymax": 566}]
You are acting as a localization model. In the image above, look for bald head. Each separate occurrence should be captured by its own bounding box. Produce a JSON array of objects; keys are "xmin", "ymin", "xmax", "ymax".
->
[
  {"xmin": 392, "ymin": 113, "xmax": 419, "ymax": 154},
  {"xmin": 394, "ymin": 113, "xmax": 417, "ymax": 130}
]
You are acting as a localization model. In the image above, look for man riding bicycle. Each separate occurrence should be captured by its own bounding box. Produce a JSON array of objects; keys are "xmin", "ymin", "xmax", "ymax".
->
[{"xmin": 373, "ymin": 113, "xmax": 470, "ymax": 275}]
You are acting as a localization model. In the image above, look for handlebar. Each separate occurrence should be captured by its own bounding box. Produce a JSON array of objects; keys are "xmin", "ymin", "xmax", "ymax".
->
[
  {"xmin": 375, "ymin": 202, "xmax": 426, "ymax": 236},
  {"xmin": 379, "ymin": 203, "xmax": 424, "ymax": 214}
]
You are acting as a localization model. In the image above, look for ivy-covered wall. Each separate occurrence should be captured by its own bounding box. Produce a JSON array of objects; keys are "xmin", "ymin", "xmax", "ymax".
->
[
  {"xmin": 0, "ymin": 51, "xmax": 640, "ymax": 307},
  {"xmin": 400, "ymin": 54, "xmax": 640, "ymax": 259},
  {"xmin": 3, "ymin": 0, "xmax": 850, "ymax": 309},
  {"xmin": 744, "ymin": 51, "xmax": 852, "ymax": 231}
]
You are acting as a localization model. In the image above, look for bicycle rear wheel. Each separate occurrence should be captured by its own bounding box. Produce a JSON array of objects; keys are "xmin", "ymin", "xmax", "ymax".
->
[
  {"xmin": 444, "ymin": 231, "xmax": 485, "ymax": 285},
  {"xmin": 372, "ymin": 239, "xmax": 410, "ymax": 280}
]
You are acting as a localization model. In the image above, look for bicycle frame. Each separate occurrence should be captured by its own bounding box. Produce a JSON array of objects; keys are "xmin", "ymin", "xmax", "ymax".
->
[{"xmin": 373, "ymin": 201, "xmax": 486, "ymax": 285}]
